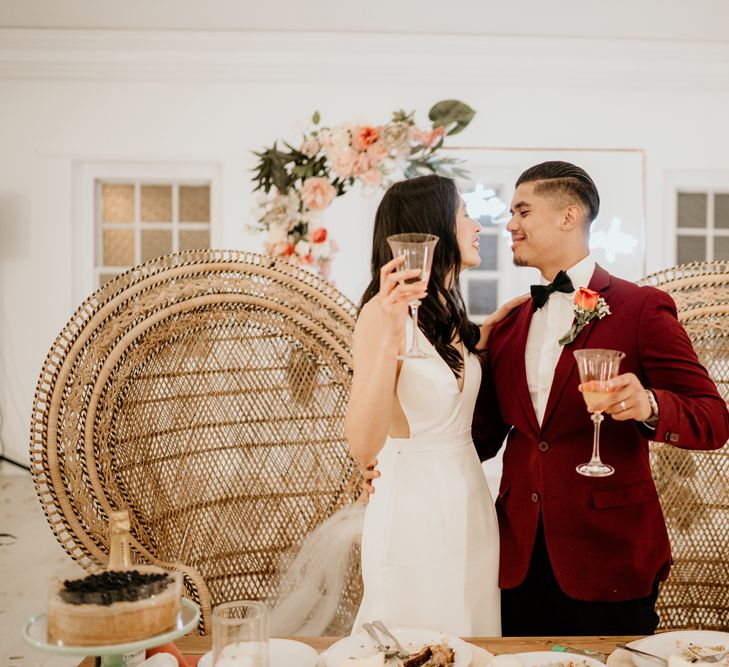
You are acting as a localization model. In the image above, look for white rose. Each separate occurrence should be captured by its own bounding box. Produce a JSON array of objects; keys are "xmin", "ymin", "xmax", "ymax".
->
[
  {"xmin": 295, "ymin": 240, "xmax": 311, "ymax": 257},
  {"xmin": 268, "ymin": 223, "xmax": 289, "ymax": 244}
]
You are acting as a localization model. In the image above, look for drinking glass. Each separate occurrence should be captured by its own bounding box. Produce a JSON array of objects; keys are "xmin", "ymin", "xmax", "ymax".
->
[
  {"xmin": 212, "ymin": 600, "xmax": 268, "ymax": 667},
  {"xmin": 386, "ymin": 233, "xmax": 439, "ymax": 359},
  {"xmin": 573, "ymin": 348, "xmax": 626, "ymax": 477}
]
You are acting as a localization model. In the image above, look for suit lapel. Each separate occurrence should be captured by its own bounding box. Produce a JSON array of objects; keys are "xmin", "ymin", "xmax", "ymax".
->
[
  {"xmin": 511, "ymin": 302, "xmax": 540, "ymax": 433},
  {"xmin": 541, "ymin": 265, "xmax": 612, "ymax": 431}
]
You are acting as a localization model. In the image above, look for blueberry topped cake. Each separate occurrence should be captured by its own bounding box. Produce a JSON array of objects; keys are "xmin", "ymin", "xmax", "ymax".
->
[{"xmin": 47, "ymin": 566, "xmax": 180, "ymax": 646}]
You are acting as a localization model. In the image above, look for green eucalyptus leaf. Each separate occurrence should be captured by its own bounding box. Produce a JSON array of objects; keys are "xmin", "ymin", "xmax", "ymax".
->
[
  {"xmin": 428, "ymin": 100, "xmax": 476, "ymax": 136},
  {"xmin": 312, "ymin": 110, "xmax": 321, "ymax": 125}
]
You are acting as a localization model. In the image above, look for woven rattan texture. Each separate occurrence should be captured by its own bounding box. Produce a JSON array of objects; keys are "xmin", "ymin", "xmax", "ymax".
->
[
  {"xmin": 29, "ymin": 250, "xmax": 363, "ymax": 634},
  {"xmin": 640, "ymin": 261, "xmax": 729, "ymax": 630}
]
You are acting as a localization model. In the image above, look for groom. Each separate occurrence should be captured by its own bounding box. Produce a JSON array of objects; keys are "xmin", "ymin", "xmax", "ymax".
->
[{"xmin": 472, "ymin": 161, "xmax": 729, "ymax": 635}]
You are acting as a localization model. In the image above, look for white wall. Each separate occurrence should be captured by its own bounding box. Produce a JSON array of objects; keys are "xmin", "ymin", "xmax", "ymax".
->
[{"xmin": 1, "ymin": 27, "xmax": 729, "ymax": 468}]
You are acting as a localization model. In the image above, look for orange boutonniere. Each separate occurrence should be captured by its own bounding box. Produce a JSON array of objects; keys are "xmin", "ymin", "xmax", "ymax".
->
[{"xmin": 559, "ymin": 287, "xmax": 611, "ymax": 345}]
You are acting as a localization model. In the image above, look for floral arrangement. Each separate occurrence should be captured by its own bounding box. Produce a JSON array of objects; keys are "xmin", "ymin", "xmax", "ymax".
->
[
  {"xmin": 559, "ymin": 287, "xmax": 612, "ymax": 345},
  {"xmin": 251, "ymin": 100, "xmax": 476, "ymax": 277}
]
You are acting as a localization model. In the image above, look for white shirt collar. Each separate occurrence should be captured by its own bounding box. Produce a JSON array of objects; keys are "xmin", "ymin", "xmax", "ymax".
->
[{"xmin": 540, "ymin": 255, "xmax": 596, "ymax": 293}]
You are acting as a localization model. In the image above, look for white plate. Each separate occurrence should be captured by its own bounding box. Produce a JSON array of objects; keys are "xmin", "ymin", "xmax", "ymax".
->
[
  {"xmin": 199, "ymin": 638, "xmax": 318, "ymax": 667},
  {"xmin": 629, "ymin": 631, "xmax": 729, "ymax": 667},
  {"xmin": 322, "ymin": 627, "xmax": 472, "ymax": 667},
  {"xmin": 490, "ymin": 651, "xmax": 605, "ymax": 667}
]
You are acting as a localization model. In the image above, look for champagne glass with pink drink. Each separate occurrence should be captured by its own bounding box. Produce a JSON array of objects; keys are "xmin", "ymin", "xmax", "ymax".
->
[{"xmin": 573, "ymin": 348, "xmax": 626, "ymax": 477}]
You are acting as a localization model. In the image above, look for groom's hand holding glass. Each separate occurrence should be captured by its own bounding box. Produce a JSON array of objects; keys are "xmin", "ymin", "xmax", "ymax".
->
[{"xmin": 579, "ymin": 372, "xmax": 655, "ymax": 422}]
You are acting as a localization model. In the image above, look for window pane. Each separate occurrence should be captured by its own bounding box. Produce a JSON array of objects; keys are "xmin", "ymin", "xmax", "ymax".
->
[
  {"xmin": 676, "ymin": 235, "xmax": 706, "ymax": 264},
  {"xmin": 180, "ymin": 185, "xmax": 210, "ymax": 222},
  {"xmin": 103, "ymin": 228, "xmax": 135, "ymax": 266},
  {"xmin": 141, "ymin": 185, "xmax": 172, "ymax": 222},
  {"xmin": 179, "ymin": 230, "xmax": 211, "ymax": 252},
  {"xmin": 467, "ymin": 280, "xmax": 498, "ymax": 316},
  {"xmin": 141, "ymin": 229, "xmax": 173, "ymax": 262},
  {"xmin": 677, "ymin": 193, "xmax": 707, "ymax": 229},
  {"xmin": 714, "ymin": 236, "xmax": 729, "ymax": 261},
  {"xmin": 715, "ymin": 194, "xmax": 729, "ymax": 229},
  {"xmin": 102, "ymin": 184, "xmax": 135, "ymax": 223},
  {"xmin": 475, "ymin": 234, "xmax": 498, "ymax": 271}
]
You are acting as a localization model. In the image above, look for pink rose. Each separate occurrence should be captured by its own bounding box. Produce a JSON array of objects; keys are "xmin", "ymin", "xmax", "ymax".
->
[
  {"xmin": 574, "ymin": 287, "xmax": 600, "ymax": 311},
  {"xmin": 300, "ymin": 177, "xmax": 337, "ymax": 211},
  {"xmin": 360, "ymin": 169, "xmax": 383, "ymax": 188},
  {"xmin": 311, "ymin": 227, "xmax": 328, "ymax": 244},
  {"xmin": 351, "ymin": 125, "xmax": 380, "ymax": 151}
]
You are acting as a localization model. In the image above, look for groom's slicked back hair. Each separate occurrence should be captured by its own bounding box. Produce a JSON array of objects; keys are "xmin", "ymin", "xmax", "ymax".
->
[{"xmin": 516, "ymin": 161, "xmax": 600, "ymax": 224}]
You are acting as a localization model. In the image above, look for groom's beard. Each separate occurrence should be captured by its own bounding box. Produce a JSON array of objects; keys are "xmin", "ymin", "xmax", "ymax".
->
[{"xmin": 513, "ymin": 256, "xmax": 529, "ymax": 267}]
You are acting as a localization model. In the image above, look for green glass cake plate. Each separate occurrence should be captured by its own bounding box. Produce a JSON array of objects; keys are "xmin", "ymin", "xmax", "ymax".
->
[{"xmin": 23, "ymin": 597, "xmax": 200, "ymax": 667}]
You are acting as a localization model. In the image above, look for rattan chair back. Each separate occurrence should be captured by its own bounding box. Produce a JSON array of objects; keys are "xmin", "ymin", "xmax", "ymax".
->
[
  {"xmin": 640, "ymin": 260, "xmax": 729, "ymax": 630},
  {"xmin": 30, "ymin": 250, "xmax": 363, "ymax": 634}
]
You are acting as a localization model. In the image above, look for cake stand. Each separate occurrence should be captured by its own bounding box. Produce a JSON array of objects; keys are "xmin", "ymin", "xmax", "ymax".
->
[{"xmin": 23, "ymin": 598, "xmax": 200, "ymax": 667}]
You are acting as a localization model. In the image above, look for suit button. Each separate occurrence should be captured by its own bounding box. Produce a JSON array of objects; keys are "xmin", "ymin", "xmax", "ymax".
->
[
  {"xmin": 538, "ymin": 441, "xmax": 549, "ymax": 452},
  {"xmin": 531, "ymin": 492, "xmax": 540, "ymax": 503}
]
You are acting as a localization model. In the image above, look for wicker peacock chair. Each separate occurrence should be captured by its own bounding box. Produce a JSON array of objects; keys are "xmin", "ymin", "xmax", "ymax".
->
[
  {"xmin": 639, "ymin": 260, "xmax": 729, "ymax": 630},
  {"xmin": 29, "ymin": 249, "xmax": 364, "ymax": 635}
]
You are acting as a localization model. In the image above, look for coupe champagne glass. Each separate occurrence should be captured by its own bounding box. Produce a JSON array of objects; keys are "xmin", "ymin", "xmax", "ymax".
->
[
  {"xmin": 386, "ymin": 233, "xmax": 439, "ymax": 359},
  {"xmin": 573, "ymin": 348, "xmax": 626, "ymax": 477}
]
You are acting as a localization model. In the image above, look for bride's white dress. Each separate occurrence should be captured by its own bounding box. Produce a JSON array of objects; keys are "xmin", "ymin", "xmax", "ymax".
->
[{"xmin": 354, "ymin": 321, "xmax": 501, "ymax": 636}]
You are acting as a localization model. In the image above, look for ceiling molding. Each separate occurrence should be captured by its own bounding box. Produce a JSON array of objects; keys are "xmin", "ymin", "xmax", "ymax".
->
[{"xmin": 1, "ymin": 29, "xmax": 728, "ymax": 91}]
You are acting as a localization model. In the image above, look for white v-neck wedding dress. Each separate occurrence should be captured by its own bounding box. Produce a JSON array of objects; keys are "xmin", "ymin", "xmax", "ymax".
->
[{"xmin": 353, "ymin": 321, "xmax": 501, "ymax": 636}]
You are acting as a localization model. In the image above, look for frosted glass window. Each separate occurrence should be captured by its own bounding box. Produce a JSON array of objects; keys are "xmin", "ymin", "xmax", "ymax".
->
[
  {"xmin": 141, "ymin": 185, "xmax": 172, "ymax": 223},
  {"xmin": 96, "ymin": 180, "xmax": 212, "ymax": 287},
  {"xmin": 180, "ymin": 186, "xmax": 211, "ymax": 223},
  {"xmin": 677, "ymin": 193, "xmax": 707, "ymax": 229},
  {"xmin": 102, "ymin": 184, "xmax": 135, "ymax": 223},
  {"xmin": 715, "ymin": 236, "xmax": 729, "ymax": 260},
  {"xmin": 715, "ymin": 194, "xmax": 729, "ymax": 229},
  {"xmin": 677, "ymin": 235, "xmax": 706, "ymax": 264}
]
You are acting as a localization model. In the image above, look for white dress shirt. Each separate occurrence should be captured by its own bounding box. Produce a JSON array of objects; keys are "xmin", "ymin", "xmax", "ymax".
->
[{"xmin": 525, "ymin": 255, "xmax": 596, "ymax": 425}]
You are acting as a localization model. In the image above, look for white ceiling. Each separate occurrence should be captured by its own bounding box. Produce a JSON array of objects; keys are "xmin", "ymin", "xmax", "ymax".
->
[{"xmin": 1, "ymin": 0, "xmax": 728, "ymax": 42}]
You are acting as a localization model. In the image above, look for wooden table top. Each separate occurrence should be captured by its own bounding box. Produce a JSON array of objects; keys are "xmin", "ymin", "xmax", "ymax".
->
[{"xmin": 77, "ymin": 634, "xmax": 641, "ymax": 666}]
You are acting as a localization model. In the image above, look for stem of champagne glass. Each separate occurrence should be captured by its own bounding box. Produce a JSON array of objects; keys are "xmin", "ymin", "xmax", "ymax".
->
[
  {"xmin": 589, "ymin": 411, "xmax": 605, "ymax": 465},
  {"xmin": 409, "ymin": 301, "xmax": 422, "ymax": 355}
]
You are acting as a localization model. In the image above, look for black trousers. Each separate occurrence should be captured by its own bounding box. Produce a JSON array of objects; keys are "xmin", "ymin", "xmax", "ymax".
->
[{"xmin": 501, "ymin": 518, "xmax": 660, "ymax": 636}]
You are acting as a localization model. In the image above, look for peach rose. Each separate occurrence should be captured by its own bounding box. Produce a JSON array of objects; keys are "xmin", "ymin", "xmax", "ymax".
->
[
  {"xmin": 366, "ymin": 141, "xmax": 389, "ymax": 163},
  {"xmin": 300, "ymin": 138, "xmax": 321, "ymax": 158},
  {"xmin": 351, "ymin": 125, "xmax": 380, "ymax": 151},
  {"xmin": 574, "ymin": 287, "xmax": 600, "ymax": 311},
  {"xmin": 311, "ymin": 227, "xmax": 328, "ymax": 244},
  {"xmin": 361, "ymin": 168, "xmax": 383, "ymax": 188},
  {"xmin": 300, "ymin": 177, "xmax": 337, "ymax": 211},
  {"xmin": 352, "ymin": 152, "xmax": 373, "ymax": 176},
  {"xmin": 332, "ymin": 149, "xmax": 357, "ymax": 178}
]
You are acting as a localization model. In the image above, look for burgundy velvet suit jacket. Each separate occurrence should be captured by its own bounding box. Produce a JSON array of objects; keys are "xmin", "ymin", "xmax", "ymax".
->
[{"xmin": 472, "ymin": 264, "xmax": 729, "ymax": 602}]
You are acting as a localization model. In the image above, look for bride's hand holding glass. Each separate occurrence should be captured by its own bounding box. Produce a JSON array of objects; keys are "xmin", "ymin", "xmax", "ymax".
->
[{"xmin": 377, "ymin": 256, "xmax": 428, "ymax": 347}]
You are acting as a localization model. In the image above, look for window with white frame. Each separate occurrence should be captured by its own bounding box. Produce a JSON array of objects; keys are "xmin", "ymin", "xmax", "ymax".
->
[
  {"xmin": 676, "ymin": 190, "xmax": 729, "ymax": 264},
  {"xmin": 459, "ymin": 182, "xmax": 509, "ymax": 321},
  {"xmin": 96, "ymin": 180, "xmax": 212, "ymax": 286}
]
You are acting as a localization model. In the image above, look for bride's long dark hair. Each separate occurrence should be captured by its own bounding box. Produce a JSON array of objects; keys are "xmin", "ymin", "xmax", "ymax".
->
[{"xmin": 359, "ymin": 174, "xmax": 480, "ymax": 376}]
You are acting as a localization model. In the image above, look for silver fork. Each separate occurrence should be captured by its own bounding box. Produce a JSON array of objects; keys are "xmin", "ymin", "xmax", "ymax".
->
[
  {"xmin": 373, "ymin": 620, "xmax": 411, "ymax": 660},
  {"xmin": 362, "ymin": 622, "xmax": 399, "ymax": 659},
  {"xmin": 686, "ymin": 647, "xmax": 729, "ymax": 663}
]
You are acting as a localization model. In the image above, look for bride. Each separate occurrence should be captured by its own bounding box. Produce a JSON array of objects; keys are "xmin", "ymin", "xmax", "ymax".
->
[{"xmin": 346, "ymin": 174, "xmax": 525, "ymax": 636}]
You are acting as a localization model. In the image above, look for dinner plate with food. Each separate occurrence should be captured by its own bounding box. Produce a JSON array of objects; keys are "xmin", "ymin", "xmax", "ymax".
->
[
  {"xmin": 322, "ymin": 626, "xmax": 472, "ymax": 667},
  {"xmin": 489, "ymin": 651, "xmax": 605, "ymax": 667},
  {"xmin": 627, "ymin": 631, "xmax": 729, "ymax": 667}
]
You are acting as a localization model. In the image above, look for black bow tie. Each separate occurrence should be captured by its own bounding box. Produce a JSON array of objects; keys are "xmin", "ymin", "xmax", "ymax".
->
[{"xmin": 530, "ymin": 270, "xmax": 574, "ymax": 311}]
